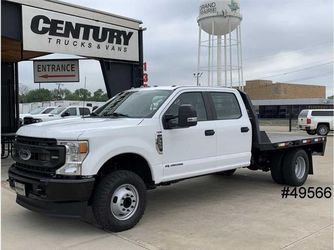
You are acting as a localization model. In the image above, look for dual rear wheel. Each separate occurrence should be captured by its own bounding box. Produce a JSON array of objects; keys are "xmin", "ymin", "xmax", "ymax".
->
[{"xmin": 270, "ymin": 149, "xmax": 309, "ymax": 186}]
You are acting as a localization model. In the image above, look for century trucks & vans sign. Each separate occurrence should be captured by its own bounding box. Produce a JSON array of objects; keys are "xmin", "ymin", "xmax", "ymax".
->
[{"xmin": 22, "ymin": 6, "xmax": 139, "ymax": 62}]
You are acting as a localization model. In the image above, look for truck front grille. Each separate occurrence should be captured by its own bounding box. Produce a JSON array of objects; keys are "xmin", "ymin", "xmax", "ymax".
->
[{"xmin": 12, "ymin": 136, "xmax": 66, "ymax": 176}]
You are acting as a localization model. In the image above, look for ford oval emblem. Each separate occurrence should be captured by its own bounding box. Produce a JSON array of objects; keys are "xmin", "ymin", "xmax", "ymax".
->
[{"xmin": 18, "ymin": 148, "xmax": 31, "ymax": 161}]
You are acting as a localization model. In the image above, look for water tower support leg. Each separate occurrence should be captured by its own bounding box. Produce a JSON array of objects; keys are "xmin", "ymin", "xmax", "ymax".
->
[
  {"xmin": 229, "ymin": 19, "xmax": 233, "ymax": 87},
  {"xmin": 224, "ymin": 34, "xmax": 227, "ymax": 87},
  {"xmin": 236, "ymin": 26, "xmax": 241, "ymax": 89},
  {"xmin": 197, "ymin": 25, "xmax": 202, "ymax": 81},
  {"xmin": 239, "ymin": 25, "xmax": 244, "ymax": 90},
  {"xmin": 208, "ymin": 33, "xmax": 211, "ymax": 86},
  {"xmin": 217, "ymin": 35, "xmax": 222, "ymax": 86}
]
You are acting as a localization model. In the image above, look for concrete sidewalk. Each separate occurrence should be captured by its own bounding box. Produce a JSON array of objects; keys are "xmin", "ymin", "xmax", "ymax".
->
[{"xmin": 1, "ymin": 131, "xmax": 333, "ymax": 250}]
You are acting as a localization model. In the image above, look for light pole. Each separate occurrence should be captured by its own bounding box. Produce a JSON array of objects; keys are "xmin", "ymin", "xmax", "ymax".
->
[{"xmin": 193, "ymin": 72, "xmax": 203, "ymax": 86}]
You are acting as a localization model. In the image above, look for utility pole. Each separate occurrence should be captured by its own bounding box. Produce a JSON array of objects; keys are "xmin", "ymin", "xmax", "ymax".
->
[{"xmin": 193, "ymin": 72, "xmax": 203, "ymax": 86}]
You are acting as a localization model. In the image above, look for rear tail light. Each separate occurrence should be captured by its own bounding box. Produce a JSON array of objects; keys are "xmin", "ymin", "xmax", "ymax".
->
[{"xmin": 307, "ymin": 118, "xmax": 311, "ymax": 124}]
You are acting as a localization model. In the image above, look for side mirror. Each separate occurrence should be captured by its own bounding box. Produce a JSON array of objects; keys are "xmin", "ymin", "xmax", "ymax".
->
[
  {"xmin": 61, "ymin": 111, "xmax": 70, "ymax": 117},
  {"xmin": 178, "ymin": 104, "xmax": 198, "ymax": 128}
]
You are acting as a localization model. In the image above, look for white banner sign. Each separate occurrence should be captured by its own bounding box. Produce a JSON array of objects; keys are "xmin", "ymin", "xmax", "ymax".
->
[
  {"xmin": 33, "ymin": 60, "xmax": 79, "ymax": 83},
  {"xmin": 22, "ymin": 6, "xmax": 139, "ymax": 61}
]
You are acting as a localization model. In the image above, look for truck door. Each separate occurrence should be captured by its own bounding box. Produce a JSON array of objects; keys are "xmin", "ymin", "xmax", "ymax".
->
[
  {"xmin": 209, "ymin": 91, "xmax": 252, "ymax": 170},
  {"xmin": 161, "ymin": 91, "xmax": 217, "ymax": 181}
]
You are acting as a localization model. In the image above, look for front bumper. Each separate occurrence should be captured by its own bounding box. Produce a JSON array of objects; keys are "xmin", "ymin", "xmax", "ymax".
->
[{"xmin": 8, "ymin": 164, "xmax": 95, "ymax": 217}]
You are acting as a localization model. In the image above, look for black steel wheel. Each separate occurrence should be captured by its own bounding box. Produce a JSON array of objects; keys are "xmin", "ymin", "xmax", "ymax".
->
[
  {"xmin": 282, "ymin": 149, "xmax": 309, "ymax": 186},
  {"xmin": 270, "ymin": 153, "xmax": 285, "ymax": 185}
]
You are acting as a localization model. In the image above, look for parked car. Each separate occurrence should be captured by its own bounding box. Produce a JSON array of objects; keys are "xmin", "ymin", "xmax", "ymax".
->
[
  {"xmin": 298, "ymin": 109, "xmax": 334, "ymax": 136},
  {"xmin": 9, "ymin": 86, "xmax": 326, "ymax": 232},
  {"xmin": 23, "ymin": 105, "xmax": 92, "ymax": 124},
  {"xmin": 19, "ymin": 106, "xmax": 57, "ymax": 125}
]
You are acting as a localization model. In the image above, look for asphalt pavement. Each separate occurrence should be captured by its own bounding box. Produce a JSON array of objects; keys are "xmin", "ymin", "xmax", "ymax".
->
[{"xmin": 1, "ymin": 128, "xmax": 333, "ymax": 250}]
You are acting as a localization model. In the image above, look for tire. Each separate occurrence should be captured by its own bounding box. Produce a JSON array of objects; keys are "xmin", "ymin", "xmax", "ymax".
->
[
  {"xmin": 282, "ymin": 149, "xmax": 309, "ymax": 186},
  {"xmin": 92, "ymin": 170, "xmax": 146, "ymax": 232},
  {"xmin": 217, "ymin": 169, "xmax": 236, "ymax": 176},
  {"xmin": 306, "ymin": 130, "xmax": 316, "ymax": 135},
  {"xmin": 316, "ymin": 124, "xmax": 329, "ymax": 136},
  {"xmin": 270, "ymin": 153, "xmax": 285, "ymax": 185}
]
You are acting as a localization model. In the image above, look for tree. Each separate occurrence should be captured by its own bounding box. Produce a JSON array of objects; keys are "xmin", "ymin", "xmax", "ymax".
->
[
  {"xmin": 72, "ymin": 88, "xmax": 92, "ymax": 100},
  {"xmin": 24, "ymin": 89, "xmax": 52, "ymax": 102},
  {"xmin": 92, "ymin": 89, "xmax": 108, "ymax": 101},
  {"xmin": 328, "ymin": 95, "xmax": 334, "ymax": 99}
]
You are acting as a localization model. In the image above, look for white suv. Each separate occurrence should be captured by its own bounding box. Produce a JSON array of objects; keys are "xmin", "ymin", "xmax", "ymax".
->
[{"xmin": 298, "ymin": 109, "xmax": 334, "ymax": 136}]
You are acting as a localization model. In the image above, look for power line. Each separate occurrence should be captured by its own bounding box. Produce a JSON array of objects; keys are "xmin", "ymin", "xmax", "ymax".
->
[{"xmin": 255, "ymin": 61, "xmax": 333, "ymax": 79}]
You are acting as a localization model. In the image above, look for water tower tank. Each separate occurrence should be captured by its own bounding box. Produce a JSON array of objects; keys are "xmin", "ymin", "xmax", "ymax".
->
[{"xmin": 197, "ymin": 0, "xmax": 242, "ymax": 35}]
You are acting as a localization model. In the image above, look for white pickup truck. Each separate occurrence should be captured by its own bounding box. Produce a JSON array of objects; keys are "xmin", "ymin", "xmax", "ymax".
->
[
  {"xmin": 22, "ymin": 105, "xmax": 92, "ymax": 125},
  {"xmin": 9, "ymin": 86, "xmax": 326, "ymax": 232}
]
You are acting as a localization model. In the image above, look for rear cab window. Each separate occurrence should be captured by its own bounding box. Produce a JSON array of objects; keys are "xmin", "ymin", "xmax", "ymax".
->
[
  {"xmin": 210, "ymin": 92, "xmax": 241, "ymax": 120},
  {"xmin": 299, "ymin": 110, "xmax": 309, "ymax": 118},
  {"xmin": 79, "ymin": 107, "xmax": 91, "ymax": 115}
]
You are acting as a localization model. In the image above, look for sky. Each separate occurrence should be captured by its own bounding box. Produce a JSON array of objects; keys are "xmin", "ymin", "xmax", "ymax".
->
[{"xmin": 18, "ymin": 0, "xmax": 334, "ymax": 96}]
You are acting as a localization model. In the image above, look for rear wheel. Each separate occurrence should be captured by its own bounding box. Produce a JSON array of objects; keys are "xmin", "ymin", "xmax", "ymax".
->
[
  {"xmin": 306, "ymin": 130, "xmax": 316, "ymax": 135},
  {"xmin": 92, "ymin": 170, "xmax": 146, "ymax": 232},
  {"xmin": 270, "ymin": 153, "xmax": 285, "ymax": 184},
  {"xmin": 317, "ymin": 124, "xmax": 329, "ymax": 136},
  {"xmin": 282, "ymin": 149, "xmax": 309, "ymax": 186}
]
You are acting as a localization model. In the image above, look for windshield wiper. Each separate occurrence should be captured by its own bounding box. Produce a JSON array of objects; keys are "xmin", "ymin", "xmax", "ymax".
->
[
  {"xmin": 90, "ymin": 113, "xmax": 98, "ymax": 117},
  {"xmin": 111, "ymin": 112, "xmax": 129, "ymax": 117},
  {"xmin": 108, "ymin": 112, "xmax": 130, "ymax": 118}
]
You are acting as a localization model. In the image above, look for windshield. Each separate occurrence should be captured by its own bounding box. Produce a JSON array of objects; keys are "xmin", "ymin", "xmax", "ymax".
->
[
  {"xmin": 50, "ymin": 106, "xmax": 67, "ymax": 115},
  {"xmin": 30, "ymin": 107, "xmax": 45, "ymax": 115},
  {"xmin": 93, "ymin": 90, "xmax": 172, "ymax": 118}
]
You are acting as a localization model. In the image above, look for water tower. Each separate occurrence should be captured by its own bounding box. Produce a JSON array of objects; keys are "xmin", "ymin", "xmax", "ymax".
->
[{"xmin": 197, "ymin": 0, "xmax": 243, "ymax": 88}]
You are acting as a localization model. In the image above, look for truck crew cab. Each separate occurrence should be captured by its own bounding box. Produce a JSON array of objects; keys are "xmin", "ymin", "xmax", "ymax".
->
[{"xmin": 9, "ymin": 86, "xmax": 326, "ymax": 232}]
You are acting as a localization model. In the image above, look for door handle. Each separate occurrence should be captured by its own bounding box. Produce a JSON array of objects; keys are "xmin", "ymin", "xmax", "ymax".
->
[
  {"xmin": 205, "ymin": 130, "xmax": 215, "ymax": 136},
  {"xmin": 241, "ymin": 127, "xmax": 249, "ymax": 133}
]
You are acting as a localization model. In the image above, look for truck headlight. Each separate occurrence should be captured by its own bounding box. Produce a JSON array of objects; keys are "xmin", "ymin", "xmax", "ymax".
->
[{"xmin": 56, "ymin": 140, "xmax": 89, "ymax": 175}]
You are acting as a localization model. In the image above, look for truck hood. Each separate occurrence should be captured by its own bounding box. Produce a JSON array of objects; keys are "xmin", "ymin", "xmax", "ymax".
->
[
  {"xmin": 16, "ymin": 117, "xmax": 144, "ymax": 140},
  {"xmin": 28, "ymin": 114, "xmax": 60, "ymax": 119}
]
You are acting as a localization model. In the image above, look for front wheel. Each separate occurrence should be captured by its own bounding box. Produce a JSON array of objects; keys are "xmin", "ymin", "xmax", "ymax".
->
[
  {"xmin": 282, "ymin": 149, "xmax": 309, "ymax": 186},
  {"xmin": 92, "ymin": 170, "xmax": 146, "ymax": 232}
]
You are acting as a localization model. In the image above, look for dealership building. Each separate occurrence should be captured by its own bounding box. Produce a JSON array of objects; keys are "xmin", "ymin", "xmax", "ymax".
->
[{"xmin": 244, "ymin": 80, "xmax": 333, "ymax": 118}]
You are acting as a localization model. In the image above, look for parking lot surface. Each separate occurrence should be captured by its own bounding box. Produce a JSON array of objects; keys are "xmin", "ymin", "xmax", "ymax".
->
[{"xmin": 1, "ymin": 129, "xmax": 333, "ymax": 250}]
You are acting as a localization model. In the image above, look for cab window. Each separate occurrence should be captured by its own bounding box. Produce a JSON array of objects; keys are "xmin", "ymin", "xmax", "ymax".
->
[
  {"xmin": 66, "ymin": 107, "xmax": 77, "ymax": 116},
  {"xmin": 165, "ymin": 92, "xmax": 207, "ymax": 122}
]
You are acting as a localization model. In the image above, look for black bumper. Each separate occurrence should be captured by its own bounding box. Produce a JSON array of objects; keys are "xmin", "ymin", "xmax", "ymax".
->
[{"xmin": 8, "ymin": 165, "xmax": 95, "ymax": 217}]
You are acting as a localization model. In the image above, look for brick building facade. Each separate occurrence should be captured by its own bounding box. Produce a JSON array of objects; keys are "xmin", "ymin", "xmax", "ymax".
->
[
  {"xmin": 243, "ymin": 80, "xmax": 331, "ymax": 118},
  {"xmin": 244, "ymin": 80, "xmax": 326, "ymax": 100}
]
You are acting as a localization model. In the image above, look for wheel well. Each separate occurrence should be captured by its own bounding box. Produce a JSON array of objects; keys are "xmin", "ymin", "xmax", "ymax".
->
[
  {"xmin": 97, "ymin": 153, "xmax": 154, "ymax": 188},
  {"xmin": 317, "ymin": 123, "xmax": 329, "ymax": 128}
]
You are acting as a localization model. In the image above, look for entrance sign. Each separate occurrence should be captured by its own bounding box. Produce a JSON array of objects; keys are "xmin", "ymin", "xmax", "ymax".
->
[
  {"xmin": 22, "ymin": 6, "xmax": 139, "ymax": 61},
  {"xmin": 33, "ymin": 60, "xmax": 79, "ymax": 83}
]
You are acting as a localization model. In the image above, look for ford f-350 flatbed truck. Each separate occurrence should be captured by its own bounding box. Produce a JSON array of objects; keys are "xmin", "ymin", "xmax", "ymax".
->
[{"xmin": 8, "ymin": 86, "xmax": 326, "ymax": 232}]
